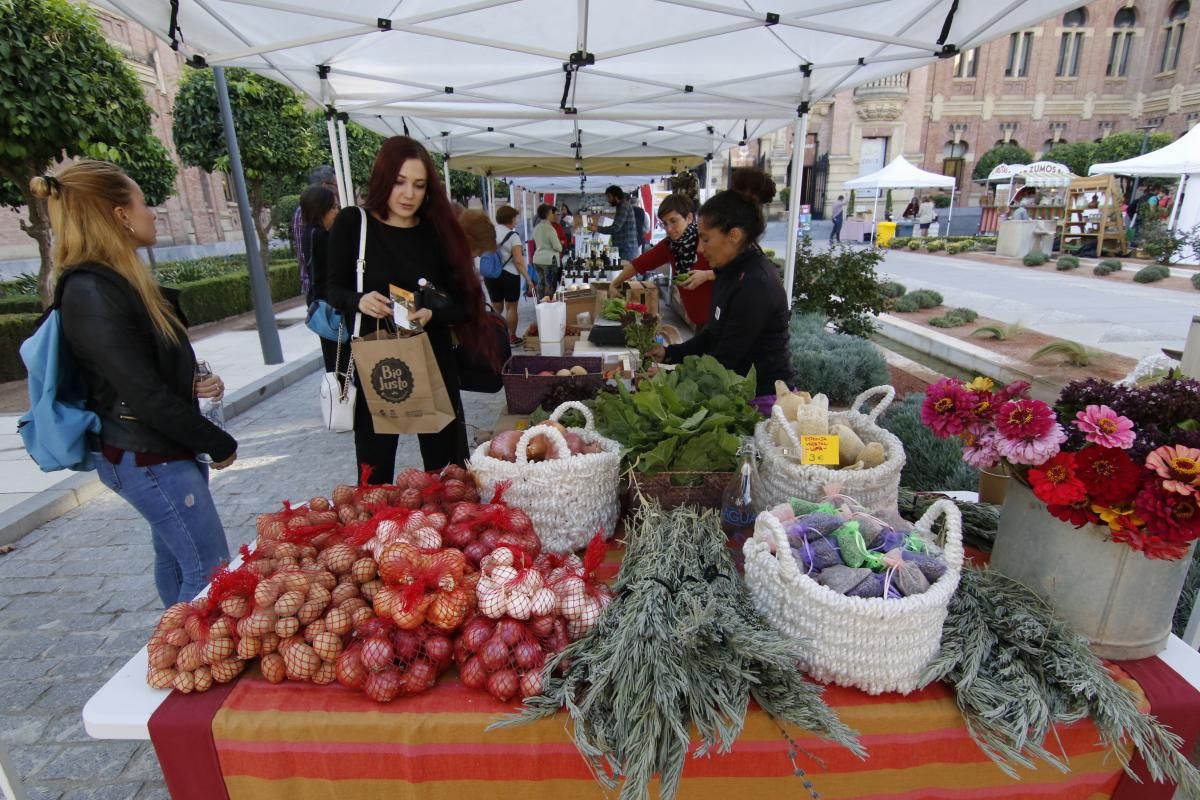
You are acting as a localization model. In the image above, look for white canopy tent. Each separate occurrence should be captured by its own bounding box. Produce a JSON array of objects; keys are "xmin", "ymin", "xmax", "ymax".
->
[
  {"xmin": 984, "ymin": 160, "xmax": 1077, "ymax": 207},
  {"xmin": 843, "ymin": 155, "xmax": 956, "ymax": 236},
  {"xmin": 98, "ymin": 0, "xmax": 1083, "ymax": 310},
  {"xmin": 1090, "ymin": 125, "xmax": 1200, "ymax": 264}
]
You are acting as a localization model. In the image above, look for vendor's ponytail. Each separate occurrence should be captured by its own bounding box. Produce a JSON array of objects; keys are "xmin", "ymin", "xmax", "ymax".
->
[{"xmin": 698, "ymin": 168, "xmax": 776, "ymax": 246}]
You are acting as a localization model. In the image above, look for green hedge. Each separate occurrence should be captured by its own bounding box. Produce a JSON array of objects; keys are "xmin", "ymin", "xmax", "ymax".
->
[
  {"xmin": 0, "ymin": 296, "xmax": 44, "ymax": 314},
  {"xmin": 170, "ymin": 262, "xmax": 301, "ymax": 326},
  {"xmin": 0, "ymin": 314, "xmax": 42, "ymax": 381}
]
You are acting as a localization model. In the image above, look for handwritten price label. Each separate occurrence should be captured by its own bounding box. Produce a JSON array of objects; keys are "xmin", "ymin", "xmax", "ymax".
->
[{"xmin": 801, "ymin": 435, "xmax": 840, "ymax": 465}]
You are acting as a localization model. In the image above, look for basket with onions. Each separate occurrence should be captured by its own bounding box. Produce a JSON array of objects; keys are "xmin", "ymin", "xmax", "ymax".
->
[{"xmin": 470, "ymin": 402, "xmax": 621, "ymax": 554}]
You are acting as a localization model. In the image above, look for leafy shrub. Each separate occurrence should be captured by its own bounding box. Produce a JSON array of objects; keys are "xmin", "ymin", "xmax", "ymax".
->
[
  {"xmin": 1056, "ymin": 255, "xmax": 1080, "ymax": 271},
  {"xmin": 928, "ymin": 307, "xmax": 978, "ymax": 328},
  {"xmin": 879, "ymin": 281, "xmax": 907, "ymax": 299},
  {"xmin": 788, "ymin": 314, "xmax": 890, "ymax": 406},
  {"xmin": 906, "ymin": 289, "xmax": 943, "ymax": 309},
  {"xmin": 879, "ymin": 393, "xmax": 978, "ymax": 492},
  {"xmin": 1023, "ymin": 252, "xmax": 1048, "ymax": 266},
  {"xmin": 169, "ymin": 263, "xmax": 301, "ymax": 326},
  {"xmin": 907, "ymin": 239, "xmax": 922, "ymax": 250},
  {"xmin": 1094, "ymin": 259, "xmax": 1122, "ymax": 276},
  {"xmin": 790, "ymin": 238, "xmax": 886, "ymax": 338},
  {"xmin": 946, "ymin": 241, "xmax": 971, "ymax": 254},
  {"xmin": 0, "ymin": 273, "xmax": 40, "ymax": 297},
  {"xmin": 1030, "ymin": 340, "xmax": 1093, "ymax": 367},
  {"xmin": 931, "ymin": 193, "xmax": 953, "ymax": 209},
  {"xmin": 971, "ymin": 236, "xmax": 997, "ymax": 251},
  {"xmin": 0, "ymin": 314, "xmax": 42, "ymax": 381},
  {"xmin": 0, "ymin": 296, "xmax": 44, "ymax": 314},
  {"xmin": 924, "ymin": 238, "xmax": 946, "ymax": 252},
  {"xmin": 971, "ymin": 322, "xmax": 1022, "ymax": 341},
  {"xmin": 1192, "ymin": 272, "xmax": 1200, "ymax": 291},
  {"xmin": 893, "ymin": 294, "xmax": 922, "ymax": 313},
  {"xmin": 1133, "ymin": 265, "xmax": 1171, "ymax": 284},
  {"xmin": 890, "ymin": 237, "xmax": 910, "ymax": 250}
]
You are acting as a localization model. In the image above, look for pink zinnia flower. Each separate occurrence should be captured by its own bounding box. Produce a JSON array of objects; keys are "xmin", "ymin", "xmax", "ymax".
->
[
  {"xmin": 995, "ymin": 380, "xmax": 1032, "ymax": 404},
  {"xmin": 920, "ymin": 379, "xmax": 971, "ymax": 438},
  {"xmin": 961, "ymin": 430, "xmax": 1001, "ymax": 469},
  {"xmin": 1074, "ymin": 404, "xmax": 1136, "ymax": 450},
  {"xmin": 995, "ymin": 398, "xmax": 1057, "ymax": 440},
  {"xmin": 996, "ymin": 423, "xmax": 1066, "ymax": 466},
  {"xmin": 1146, "ymin": 445, "xmax": 1200, "ymax": 496}
]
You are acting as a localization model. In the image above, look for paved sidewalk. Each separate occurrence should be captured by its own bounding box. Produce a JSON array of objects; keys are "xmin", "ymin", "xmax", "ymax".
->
[{"xmin": 0, "ymin": 303, "xmax": 323, "ymax": 547}]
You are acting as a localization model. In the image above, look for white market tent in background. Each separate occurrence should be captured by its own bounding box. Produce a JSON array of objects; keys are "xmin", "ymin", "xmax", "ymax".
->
[
  {"xmin": 1090, "ymin": 124, "xmax": 1200, "ymax": 265},
  {"xmin": 98, "ymin": 0, "xmax": 1083, "ymax": 312},
  {"xmin": 984, "ymin": 160, "xmax": 1078, "ymax": 208},
  {"xmin": 843, "ymin": 155, "xmax": 956, "ymax": 234}
]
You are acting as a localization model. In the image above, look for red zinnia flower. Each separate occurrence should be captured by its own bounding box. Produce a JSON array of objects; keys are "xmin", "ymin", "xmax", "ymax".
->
[
  {"xmin": 1046, "ymin": 499, "xmax": 1100, "ymax": 527},
  {"xmin": 1074, "ymin": 446, "xmax": 1142, "ymax": 507},
  {"xmin": 920, "ymin": 379, "xmax": 971, "ymax": 438},
  {"xmin": 995, "ymin": 398, "xmax": 1056, "ymax": 440},
  {"xmin": 1029, "ymin": 452, "xmax": 1087, "ymax": 506},
  {"xmin": 1109, "ymin": 522, "xmax": 1192, "ymax": 560},
  {"xmin": 1135, "ymin": 480, "xmax": 1200, "ymax": 546}
]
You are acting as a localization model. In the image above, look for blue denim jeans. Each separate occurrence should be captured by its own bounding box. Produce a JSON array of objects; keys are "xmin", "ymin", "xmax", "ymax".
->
[{"xmin": 94, "ymin": 451, "xmax": 230, "ymax": 606}]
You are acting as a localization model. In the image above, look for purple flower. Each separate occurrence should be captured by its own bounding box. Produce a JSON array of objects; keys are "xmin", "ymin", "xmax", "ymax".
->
[{"xmin": 962, "ymin": 430, "xmax": 1002, "ymax": 469}]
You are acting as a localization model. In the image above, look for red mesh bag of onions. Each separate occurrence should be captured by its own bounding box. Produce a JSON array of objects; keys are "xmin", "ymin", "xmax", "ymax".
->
[
  {"xmin": 373, "ymin": 543, "xmax": 477, "ymax": 632},
  {"xmin": 335, "ymin": 616, "xmax": 456, "ymax": 702},
  {"xmin": 536, "ymin": 532, "xmax": 615, "ymax": 641},
  {"xmin": 476, "ymin": 546, "xmax": 558, "ymax": 621},
  {"xmin": 441, "ymin": 482, "xmax": 541, "ymax": 567},
  {"xmin": 397, "ymin": 464, "xmax": 481, "ymax": 510},
  {"xmin": 454, "ymin": 614, "xmax": 569, "ymax": 702},
  {"xmin": 331, "ymin": 466, "xmax": 400, "ymax": 524}
]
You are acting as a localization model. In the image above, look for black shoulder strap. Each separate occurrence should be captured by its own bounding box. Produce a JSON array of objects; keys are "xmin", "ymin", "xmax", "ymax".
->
[{"xmin": 498, "ymin": 230, "xmax": 518, "ymax": 265}]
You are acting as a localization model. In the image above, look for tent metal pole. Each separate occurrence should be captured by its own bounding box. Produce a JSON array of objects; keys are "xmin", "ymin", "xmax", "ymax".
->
[
  {"xmin": 326, "ymin": 114, "xmax": 349, "ymax": 207},
  {"xmin": 783, "ymin": 114, "xmax": 807, "ymax": 303},
  {"xmin": 521, "ymin": 189, "xmax": 530, "ymax": 242},
  {"xmin": 1168, "ymin": 175, "xmax": 1185, "ymax": 231},
  {"xmin": 871, "ymin": 195, "xmax": 878, "ymax": 244},
  {"xmin": 213, "ymin": 65, "xmax": 283, "ymax": 365},
  {"xmin": 706, "ymin": 128, "xmax": 716, "ymax": 201},
  {"xmin": 336, "ymin": 116, "xmax": 355, "ymax": 203},
  {"xmin": 948, "ymin": 186, "xmax": 955, "ymax": 229},
  {"xmin": 443, "ymin": 158, "xmax": 452, "ymax": 201}
]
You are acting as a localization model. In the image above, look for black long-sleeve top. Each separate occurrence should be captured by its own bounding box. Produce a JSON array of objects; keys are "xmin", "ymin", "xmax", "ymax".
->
[
  {"xmin": 325, "ymin": 207, "xmax": 469, "ymax": 393},
  {"xmin": 663, "ymin": 246, "xmax": 793, "ymax": 396},
  {"xmin": 305, "ymin": 224, "xmax": 329, "ymax": 306}
]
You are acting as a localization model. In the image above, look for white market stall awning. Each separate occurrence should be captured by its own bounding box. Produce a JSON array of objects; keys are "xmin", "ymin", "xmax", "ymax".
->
[
  {"xmin": 985, "ymin": 160, "xmax": 1077, "ymax": 187},
  {"xmin": 1089, "ymin": 125, "xmax": 1200, "ymax": 177},
  {"xmin": 99, "ymin": 0, "xmax": 1084, "ymax": 166},
  {"xmin": 843, "ymin": 155, "xmax": 954, "ymax": 190},
  {"xmin": 507, "ymin": 175, "xmax": 664, "ymax": 194}
]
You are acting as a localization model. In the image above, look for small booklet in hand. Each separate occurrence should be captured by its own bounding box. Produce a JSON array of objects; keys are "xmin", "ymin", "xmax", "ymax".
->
[{"xmin": 389, "ymin": 284, "xmax": 422, "ymax": 333}]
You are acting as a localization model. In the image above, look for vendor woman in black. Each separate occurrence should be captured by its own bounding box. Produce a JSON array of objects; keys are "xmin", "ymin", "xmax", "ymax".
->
[
  {"xmin": 649, "ymin": 168, "xmax": 793, "ymax": 403},
  {"xmin": 326, "ymin": 136, "xmax": 496, "ymax": 480}
]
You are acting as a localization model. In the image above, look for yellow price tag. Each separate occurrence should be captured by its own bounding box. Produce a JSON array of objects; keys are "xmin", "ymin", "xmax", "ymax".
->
[
  {"xmin": 515, "ymin": 420, "xmax": 530, "ymax": 430},
  {"xmin": 801, "ymin": 435, "xmax": 840, "ymax": 465}
]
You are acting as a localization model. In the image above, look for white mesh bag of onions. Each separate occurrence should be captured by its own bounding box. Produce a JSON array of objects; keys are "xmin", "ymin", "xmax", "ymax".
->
[{"xmin": 469, "ymin": 402, "xmax": 621, "ymax": 553}]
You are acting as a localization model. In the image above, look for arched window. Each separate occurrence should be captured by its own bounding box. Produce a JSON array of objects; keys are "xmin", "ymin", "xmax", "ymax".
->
[
  {"xmin": 942, "ymin": 142, "xmax": 967, "ymax": 188},
  {"xmin": 1057, "ymin": 8, "xmax": 1089, "ymax": 76},
  {"xmin": 1108, "ymin": 7, "xmax": 1138, "ymax": 76},
  {"xmin": 1161, "ymin": 1, "xmax": 1189, "ymax": 71}
]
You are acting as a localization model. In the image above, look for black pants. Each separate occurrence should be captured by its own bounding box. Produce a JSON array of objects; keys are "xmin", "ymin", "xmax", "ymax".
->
[
  {"xmin": 351, "ymin": 367, "xmax": 469, "ymax": 484},
  {"xmin": 830, "ymin": 214, "xmax": 843, "ymax": 242}
]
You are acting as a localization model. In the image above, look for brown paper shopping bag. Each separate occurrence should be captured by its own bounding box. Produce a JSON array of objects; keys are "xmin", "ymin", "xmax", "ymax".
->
[{"xmin": 351, "ymin": 329, "xmax": 455, "ymax": 434}]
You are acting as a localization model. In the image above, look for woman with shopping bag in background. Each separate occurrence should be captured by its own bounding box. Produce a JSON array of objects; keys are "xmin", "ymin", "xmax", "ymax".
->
[{"xmin": 326, "ymin": 136, "xmax": 498, "ymax": 480}]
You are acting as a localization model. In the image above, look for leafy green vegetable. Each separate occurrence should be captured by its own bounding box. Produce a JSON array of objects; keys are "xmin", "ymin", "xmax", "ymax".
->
[
  {"xmin": 593, "ymin": 355, "xmax": 760, "ymax": 474},
  {"xmin": 601, "ymin": 298, "xmax": 627, "ymax": 321}
]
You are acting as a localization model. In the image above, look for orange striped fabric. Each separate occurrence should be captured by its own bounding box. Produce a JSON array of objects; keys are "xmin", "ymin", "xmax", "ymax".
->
[{"xmin": 212, "ymin": 666, "xmax": 1139, "ymax": 800}]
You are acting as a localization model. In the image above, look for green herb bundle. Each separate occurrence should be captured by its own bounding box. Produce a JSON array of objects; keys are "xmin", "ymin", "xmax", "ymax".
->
[
  {"xmin": 897, "ymin": 488, "xmax": 999, "ymax": 551},
  {"xmin": 923, "ymin": 566, "xmax": 1200, "ymax": 794},
  {"xmin": 493, "ymin": 501, "xmax": 864, "ymax": 800},
  {"xmin": 593, "ymin": 355, "xmax": 761, "ymax": 474}
]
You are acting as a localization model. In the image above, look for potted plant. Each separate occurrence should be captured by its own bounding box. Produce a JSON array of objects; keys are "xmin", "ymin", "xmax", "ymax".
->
[{"xmin": 919, "ymin": 374, "xmax": 1200, "ymax": 659}]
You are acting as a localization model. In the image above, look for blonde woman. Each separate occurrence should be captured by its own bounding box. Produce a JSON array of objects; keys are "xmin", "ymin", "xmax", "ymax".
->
[{"xmin": 30, "ymin": 161, "xmax": 236, "ymax": 606}]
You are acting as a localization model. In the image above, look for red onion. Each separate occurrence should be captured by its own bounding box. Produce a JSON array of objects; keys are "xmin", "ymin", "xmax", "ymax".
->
[
  {"xmin": 390, "ymin": 629, "xmax": 421, "ymax": 663},
  {"xmin": 487, "ymin": 668, "xmax": 520, "ymax": 702},
  {"xmin": 513, "ymin": 640, "xmax": 544, "ymax": 671},
  {"xmin": 399, "ymin": 489, "xmax": 422, "ymax": 509},
  {"xmin": 360, "ymin": 636, "xmax": 395, "ymax": 672},
  {"xmin": 480, "ymin": 636, "xmax": 510, "ymax": 671},
  {"xmin": 463, "ymin": 542, "xmax": 489, "ymax": 566},
  {"xmin": 423, "ymin": 634, "xmax": 453, "ymax": 666},
  {"xmin": 404, "ymin": 659, "xmax": 439, "ymax": 693},
  {"xmin": 519, "ymin": 669, "xmax": 543, "ymax": 698},
  {"xmin": 487, "ymin": 430, "xmax": 522, "ymax": 462},
  {"xmin": 528, "ymin": 615, "xmax": 556, "ymax": 638},
  {"xmin": 364, "ymin": 667, "xmax": 402, "ymax": 703},
  {"xmin": 459, "ymin": 656, "xmax": 488, "ymax": 689},
  {"xmin": 335, "ymin": 647, "xmax": 367, "ymax": 689},
  {"xmin": 496, "ymin": 618, "xmax": 526, "ymax": 646}
]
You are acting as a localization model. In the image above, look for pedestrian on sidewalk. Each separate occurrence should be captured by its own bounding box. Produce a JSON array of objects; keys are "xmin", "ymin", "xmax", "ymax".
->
[
  {"xmin": 830, "ymin": 194, "xmax": 846, "ymax": 243},
  {"xmin": 300, "ymin": 184, "xmax": 341, "ymax": 374},
  {"xmin": 292, "ymin": 166, "xmax": 339, "ymax": 299},
  {"xmin": 326, "ymin": 136, "xmax": 499, "ymax": 480},
  {"xmin": 32, "ymin": 161, "xmax": 238, "ymax": 607}
]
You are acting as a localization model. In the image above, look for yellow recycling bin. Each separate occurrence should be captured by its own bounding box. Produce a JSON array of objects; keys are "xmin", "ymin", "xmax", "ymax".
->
[{"xmin": 875, "ymin": 221, "xmax": 896, "ymax": 248}]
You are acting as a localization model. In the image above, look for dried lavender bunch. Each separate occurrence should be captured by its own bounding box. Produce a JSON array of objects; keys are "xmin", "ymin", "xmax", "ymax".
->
[{"xmin": 493, "ymin": 501, "xmax": 864, "ymax": 800}]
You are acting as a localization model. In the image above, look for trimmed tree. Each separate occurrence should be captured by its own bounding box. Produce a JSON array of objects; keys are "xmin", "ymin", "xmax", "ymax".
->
[
  {"xmin": 173, "ymin": 67, "xmax": 315, "ymax": 267},
  {"xmin": 972, "ymin": 143, "xmax": 1034, "ymax": 180},
  {"xmin": 1092, "ymin": 130, "xmax": 1175, "ymax": 165},
  {"xmin": 0, "ymin": 0, "xmax": 177, "ymax": 306},
  {"xmin": 1042, "ymin": 141, "xmax": 1097, "ymax": 177}
]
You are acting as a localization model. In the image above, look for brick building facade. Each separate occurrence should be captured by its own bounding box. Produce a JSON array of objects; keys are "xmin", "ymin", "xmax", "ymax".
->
[
  {"xmin": 717, "ymin": 0, "xmax": 1200, "ymax": 218},
  {"xmin": 0, "ymin": 4, "xmax": 241, "ymax": 262}
]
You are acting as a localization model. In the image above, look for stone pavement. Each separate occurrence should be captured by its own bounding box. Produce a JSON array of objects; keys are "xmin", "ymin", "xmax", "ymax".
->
[{"xmin": 0, "ymin": 371, "xmax": 507, "ymax": 800}]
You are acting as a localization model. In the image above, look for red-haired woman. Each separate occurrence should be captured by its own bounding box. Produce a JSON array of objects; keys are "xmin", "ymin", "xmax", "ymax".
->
[{"xmin": 326, "ymin": 136, "xmax": 494, "ymax": 480}]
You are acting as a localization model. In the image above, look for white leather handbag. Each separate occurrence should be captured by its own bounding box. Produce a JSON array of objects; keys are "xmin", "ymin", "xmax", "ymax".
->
[{"xmin": 318, "ymin": 209, "xmax": 367, "ymax": 433}]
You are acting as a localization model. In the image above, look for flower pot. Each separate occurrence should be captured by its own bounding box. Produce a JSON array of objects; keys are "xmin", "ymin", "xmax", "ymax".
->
[
  {"xmin": 977, "ymin": 466, "xmax": 1009, "ymax": 505},
  {"xmin": 990, "ymin": 481, "xmax": 1194, "ymax": 660}
]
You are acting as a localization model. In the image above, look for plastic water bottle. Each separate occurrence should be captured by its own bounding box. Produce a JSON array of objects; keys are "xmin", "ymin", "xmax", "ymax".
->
[
  {"xmin": 721, "ymin": 438, "xmax": 760, "ymax": 558},
  {"xmin": 195, "ymin": 360, "xmax": 226, "ymax": 464}
]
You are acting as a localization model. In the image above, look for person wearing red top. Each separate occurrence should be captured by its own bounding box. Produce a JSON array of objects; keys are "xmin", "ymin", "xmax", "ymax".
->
[{"xmin": 610, "ymin": 194, "xmax": 714, "ymax": 326}]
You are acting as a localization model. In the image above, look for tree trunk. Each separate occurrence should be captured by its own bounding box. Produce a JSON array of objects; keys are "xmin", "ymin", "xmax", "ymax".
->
[{"xmin": 24, "ymin": 192, "xmax": 54, "ymax": 310}]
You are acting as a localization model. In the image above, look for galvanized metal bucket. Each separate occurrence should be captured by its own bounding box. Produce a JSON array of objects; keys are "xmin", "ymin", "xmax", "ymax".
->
[{"xmin": 990, "ymin": 481, "xmax": 1195, "ymax": 660}]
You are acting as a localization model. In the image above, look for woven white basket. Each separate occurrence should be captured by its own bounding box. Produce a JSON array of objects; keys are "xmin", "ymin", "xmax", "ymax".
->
[
  {"xmin": 743, "ymin": 499, "xmax": 963, "ymax": 695},
  {"xmin": 754, "ymin": 386, "xmax": 906, "ymax": 515},
  {"xmin": 469, "ymin": 401, "xmax": 621, "ymax": 554}
]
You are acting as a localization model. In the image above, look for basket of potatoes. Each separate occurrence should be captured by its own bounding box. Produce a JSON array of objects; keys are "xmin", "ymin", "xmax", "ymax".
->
[{"xmin": 753, "ymin": 384, "xmax": 906, "ymax": 515}]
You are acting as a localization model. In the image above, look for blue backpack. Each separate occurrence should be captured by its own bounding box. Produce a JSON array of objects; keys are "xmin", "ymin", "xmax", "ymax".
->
[
  {"xmin": 479, "ymin": 230, "xmax": 517, "ymax": 279},
  {"xmin": 17, "ymin": 297, "xmax": 101, "ymax": 472}
]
